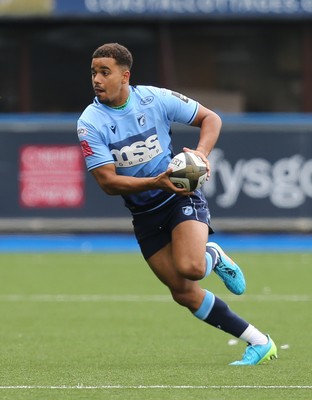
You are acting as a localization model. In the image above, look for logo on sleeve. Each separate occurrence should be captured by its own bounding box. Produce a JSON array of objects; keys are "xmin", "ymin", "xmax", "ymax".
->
[
  {"xmin": 80, "ymin": 140, "xmax": 94, "ymax": 158},
  {"xmin": 172, "ymin": 91, "xmax": 189, "ymax": 103},
  {"xmin": 77, "ymin": 127, "xmax": 88, "ymax": 137}
]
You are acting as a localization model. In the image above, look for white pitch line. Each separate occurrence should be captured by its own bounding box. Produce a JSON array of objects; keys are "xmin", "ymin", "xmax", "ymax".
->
[
  {"xmin": 0, "ymin": 294, "xmax": 171, "ymax": 302},
  {"xmin": 0, "ymin": 294, "xmax": 310, "ymax": 302},
  {"xmin": 0, "ymin": 385, "xmax": 311, "ymax": 390}
]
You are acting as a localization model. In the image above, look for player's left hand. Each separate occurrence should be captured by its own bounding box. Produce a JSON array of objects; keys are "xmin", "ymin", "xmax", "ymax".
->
[{"xmin": 183, "ymin": 147, "xmax": 210, "ymax": 178}]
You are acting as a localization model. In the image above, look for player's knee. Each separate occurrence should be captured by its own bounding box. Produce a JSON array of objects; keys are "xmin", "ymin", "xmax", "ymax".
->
[{"xmin": 175, "ymin": 259, "xmax": 206, "ymax": 281}]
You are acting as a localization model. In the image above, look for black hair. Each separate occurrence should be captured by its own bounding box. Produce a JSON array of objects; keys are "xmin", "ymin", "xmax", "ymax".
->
[{"xmin": 92, "ymin": 43, "xmax": 133, "ymax": 70}]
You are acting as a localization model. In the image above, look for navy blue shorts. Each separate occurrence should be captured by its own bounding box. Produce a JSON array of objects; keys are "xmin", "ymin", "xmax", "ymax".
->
[{"xmin": 132, "ymin": 190, "xmax": 213, "ymax": 260}]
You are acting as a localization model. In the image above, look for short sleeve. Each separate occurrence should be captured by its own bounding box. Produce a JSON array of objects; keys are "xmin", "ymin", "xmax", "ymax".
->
[
  {"xmin": 77, "ymin": 119, "xmax": 114, "ymax": 171},
  {"xmin": 157, "ymin": 88, "xmax": 199, "ymax": 125}
]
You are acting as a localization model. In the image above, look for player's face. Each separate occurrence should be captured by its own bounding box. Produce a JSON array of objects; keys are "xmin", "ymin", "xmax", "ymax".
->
[{"xmin": 91, "ymin": 57, "xmax": 130, "ymax": 107}]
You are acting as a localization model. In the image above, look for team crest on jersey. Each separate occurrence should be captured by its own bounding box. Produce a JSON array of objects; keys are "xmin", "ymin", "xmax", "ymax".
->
[
  {"xmin": 172, "ymin": 91, "xmax": 189, "ymax": 103},
  {"xmin": 137, "ymin": 114, "xmax": 146, "ymax": 127},
  {"xmin": 140, "ymin": 96, "xmax": 154, "ymax": 105},
  {"xmin": 182, "ymin": 206, "xmax": 193, "ymax": 216}
]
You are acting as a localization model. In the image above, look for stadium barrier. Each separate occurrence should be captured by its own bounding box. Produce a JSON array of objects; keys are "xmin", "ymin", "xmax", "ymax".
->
[{"xmin": 0, "ymin": 113, "xmax": 311, "ymax": 232}]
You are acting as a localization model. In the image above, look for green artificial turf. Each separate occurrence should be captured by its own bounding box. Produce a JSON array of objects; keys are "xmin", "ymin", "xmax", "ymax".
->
[{"xmin": 0, "ymin": 252, "xmax": 311, "ymax": 400}]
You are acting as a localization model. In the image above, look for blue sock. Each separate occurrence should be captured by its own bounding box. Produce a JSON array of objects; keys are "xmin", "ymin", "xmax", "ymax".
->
[
  {"xmin": 204, "ymin": 296, "xmax": 249, "ymax": 337},
  {"xmin": 193, "ymin": 290, "xmax": 215, "ymax": 320}
]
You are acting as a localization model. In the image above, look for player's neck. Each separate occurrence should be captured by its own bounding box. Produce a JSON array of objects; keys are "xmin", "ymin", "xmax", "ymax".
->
[{"xmin": 111, "ymin": 90, "xmax": 131, "ymax": 110}]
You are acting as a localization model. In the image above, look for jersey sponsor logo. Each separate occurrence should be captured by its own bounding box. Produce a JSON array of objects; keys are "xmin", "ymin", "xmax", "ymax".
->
[
  {"xmin": 80, "ymin": 140, "xmax": 94, "ymax": 158},
  {"xmin": 172, "ymin": 91, "xmax": 189, "ymax": 103},
  {"xmin": 109, "ymin": 131, "xmax": 163, "ymax": 167},
  {"xmin": 110, "ymin": 125, "xmax": 117, "ymax": 134},
  {"xmin": 77, "ymin": 127, "xmax": 88, "ymax": 137},
  {"xmin": 140, "ymin": 96, "xmax": 154, "ymax": 105}
]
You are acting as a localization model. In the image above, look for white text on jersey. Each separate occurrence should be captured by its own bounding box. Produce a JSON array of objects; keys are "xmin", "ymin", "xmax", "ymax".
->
[{"xmin": 111, "ymin": 134, "xmax": 163, "ymax": 167}]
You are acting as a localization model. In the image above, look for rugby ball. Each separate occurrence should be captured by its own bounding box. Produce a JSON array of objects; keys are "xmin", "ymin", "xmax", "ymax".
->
[{"xmin": 168, "ymin": 152, "xmax": 207, "ymax": 191}]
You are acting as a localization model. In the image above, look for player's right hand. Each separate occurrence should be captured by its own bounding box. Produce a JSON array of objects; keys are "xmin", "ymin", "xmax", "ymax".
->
[{"xmin": 154, "ymin": 169, "xmax": 193, "ymax": 196}]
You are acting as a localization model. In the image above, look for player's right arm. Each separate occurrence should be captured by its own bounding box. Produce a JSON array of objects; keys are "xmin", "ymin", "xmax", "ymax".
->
[
  {"xmin": 91, "ymin": 163, "xmax": 191, "ymax": 196},
  {"xmin": 77, "ymin": 116, "xmax": 190, "ymax": 196}
]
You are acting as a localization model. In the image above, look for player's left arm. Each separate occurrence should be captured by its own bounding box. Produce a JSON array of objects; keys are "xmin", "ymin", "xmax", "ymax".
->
[{"xmin": 185, "ymin": 104, "xmax": 222, "ymax": 177}]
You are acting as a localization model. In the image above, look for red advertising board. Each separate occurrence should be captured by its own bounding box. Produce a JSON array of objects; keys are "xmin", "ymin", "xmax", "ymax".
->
[{"xmin": 19, "ymin": 145, "xmax": 85, "ymax": 208}]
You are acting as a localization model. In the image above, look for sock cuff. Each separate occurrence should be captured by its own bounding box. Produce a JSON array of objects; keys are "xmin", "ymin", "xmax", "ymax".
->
[
  {"xmin": 193, "ymin": 290, "xmax": 215, "ymax": 320},
  {"xmin": 203, "ymin": 253, "xmax": 212, "ymax": 278},
  {"xmin": 205, "ymin": 246, "xmax": 219, "ymax": 275}
]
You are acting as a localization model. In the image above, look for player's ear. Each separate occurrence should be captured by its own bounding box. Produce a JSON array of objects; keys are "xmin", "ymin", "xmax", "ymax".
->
[{"xmin": 121, "ymin": 70, "xmax": 130, "ymax": 84}]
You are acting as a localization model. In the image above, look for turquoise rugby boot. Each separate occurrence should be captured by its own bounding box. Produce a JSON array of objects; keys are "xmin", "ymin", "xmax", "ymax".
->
[
  {"xmin": 230, "ymin": 335, "xmax": 278, "ymax": 366},
  {"xmin": 207, "ymin": 242, "xmax": 246, "ymax": 295}
]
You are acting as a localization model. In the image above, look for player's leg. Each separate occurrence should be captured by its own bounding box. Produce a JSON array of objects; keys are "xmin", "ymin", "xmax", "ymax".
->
[
  {"xmin": 170, "ymin": 217, "xmax": 246, "ymax": 295},
  {"xmin": 134, "ymin": 193, "xmax": 276, "ymax": 365},
  {"xmin": 146, "ymin": 241, "xmax": 206, "ymax": 312},
  {"xmin": 170, "ymin": 219, "xmax": 210, "ymax": 281},
  {"xmin": 147, "ymin": 232, "xmax": 277, "ymax": 366},
  {"xmin": 170, "ymin": 221, "xmax": 254, "ymax": 337},
  {"xmin": 166, "ymin": 217, "xmax": 241, "ymax": 293},
  {"xmin": 167, "ymin": 191, "xmax": 245, "ymax": 294}
]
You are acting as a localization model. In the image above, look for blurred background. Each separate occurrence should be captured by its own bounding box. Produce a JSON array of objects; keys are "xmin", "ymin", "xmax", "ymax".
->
[{"xmin": 0, "ymin": 0, "xmax": 312, "ymax": 234}]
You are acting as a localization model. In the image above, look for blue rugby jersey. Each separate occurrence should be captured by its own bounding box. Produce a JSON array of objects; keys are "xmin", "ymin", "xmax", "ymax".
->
[{"xmin": 77, "ymin": 85, "xmax": 199, "ymax": 213}]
